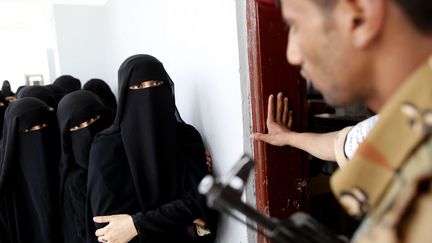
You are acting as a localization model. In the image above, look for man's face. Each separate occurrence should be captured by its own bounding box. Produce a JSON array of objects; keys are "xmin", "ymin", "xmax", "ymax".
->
[{"xmin": 280, "ymin": 0, "xmax": 370, "ymax": 107}]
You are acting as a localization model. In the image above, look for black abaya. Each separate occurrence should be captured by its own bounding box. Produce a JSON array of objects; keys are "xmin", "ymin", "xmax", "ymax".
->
[
  {"xmin": 57, "ymin": 90, "xmax": 113, "ymax": 243},
  {"xmin": 0, "ymin": 98, "xmax": 62, "ymax": 243},
  {"xmin": 87, "ymin": 54, "xmax": 217, "ymax": 243}
]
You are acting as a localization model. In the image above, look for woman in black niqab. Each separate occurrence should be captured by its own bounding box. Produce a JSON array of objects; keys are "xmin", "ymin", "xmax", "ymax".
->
[
  {"xmin": 1, "ymin": 80, "xmax": 14, "ymax": 97},
  {"xmin": 54, "ymin": 75, "xmax": 81, "ymax": 93},
  {"xmin": 57, "ymin": 90, "xmax": 113, "ymax": 243},
  {"xmin": 0, "ymin": 98, "xmax": 62, "ymax": 243},
  {"xmin": 2, "ymin": 80, "xmax": 15, "ymax": 103},
  {"xmin": 88, "ymin": 54, "xmax": 217, "ymax": 243},
  {"xmin": 83, "ymin": 78, "xmax": 118, "ymax": 112}
]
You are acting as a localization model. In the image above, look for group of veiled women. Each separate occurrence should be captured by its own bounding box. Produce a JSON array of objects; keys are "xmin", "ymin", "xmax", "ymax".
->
[{"xmin": 0, "ymin": 54, "xmax": 218, "ymax": 243}]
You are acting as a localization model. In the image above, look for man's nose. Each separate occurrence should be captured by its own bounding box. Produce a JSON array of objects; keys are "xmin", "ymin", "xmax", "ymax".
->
[{"xmin": 286, "ymin": 33, "xmax": 303, "ymax": 66}]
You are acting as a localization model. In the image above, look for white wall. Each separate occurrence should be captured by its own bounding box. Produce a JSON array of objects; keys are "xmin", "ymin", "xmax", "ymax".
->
[
  {"xmin": 53, "ymin": 4, "xmax": 110, "ymax": 85},
  {"xmin": 0, "ymin": 2, "xmax": 53, "ymax": 91},
  {"xmin": 54, "ymin": 0, "xmax": 250, "ymax": 242}
]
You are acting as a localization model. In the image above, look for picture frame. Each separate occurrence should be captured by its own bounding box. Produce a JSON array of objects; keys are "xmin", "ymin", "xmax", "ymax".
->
[{"xmin": 25, "ymin": 74, "xmax": 44, "ymax": 86}]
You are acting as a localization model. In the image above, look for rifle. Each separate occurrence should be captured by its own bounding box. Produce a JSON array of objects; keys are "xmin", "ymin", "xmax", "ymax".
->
[{"xmin": 198, "ymin": 155, "xmax": 347, "ymax": 243}]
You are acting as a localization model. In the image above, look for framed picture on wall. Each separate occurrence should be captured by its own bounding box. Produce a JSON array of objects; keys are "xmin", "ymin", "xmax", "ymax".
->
[{"xmin": 25, "ymin": 74, "xmax": 44, "ymax": 86}]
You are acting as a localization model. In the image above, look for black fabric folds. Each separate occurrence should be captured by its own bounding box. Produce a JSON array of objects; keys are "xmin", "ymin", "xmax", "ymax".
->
[
  {"xmin": 17, "ymin": 85, "xmax": 57, "ymax": 110},
  {"xmin": 0, "ymin": 92, "xmax": 8, "ymax": 139},
  {"xmin": 57, "ymin": 90, "xmax": 113, "ymax": 243},
  {"xmin": 45, "ymin": 84, "xmax": 67, "ymax": 104},
  {"xmin": 87, "ymin": 54, "xmax": 217, "ymax": 243},
  {"xmin": 15, "ymin": 85, "xmax": 26, "ymax": 97},
  {"xmin": 83, "ymin": 78, "xmax": 118, "ymax": 112},
  {"xmin": 0, "ymin": 98, "xmax": 62, "ymax": 243},
  {"xmin": 54, "ymin": 75, "xmax": 81, "ymax": 93}
]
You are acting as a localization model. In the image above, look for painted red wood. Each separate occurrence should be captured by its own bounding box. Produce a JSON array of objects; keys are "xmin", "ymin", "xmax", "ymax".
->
[
  {"xmin": 256, "ymin": 0, "xmax": 277, "ymax": 7},
  {"xmin": 247, "ymin": 0, "xmax": 309, "ymax": 242}
]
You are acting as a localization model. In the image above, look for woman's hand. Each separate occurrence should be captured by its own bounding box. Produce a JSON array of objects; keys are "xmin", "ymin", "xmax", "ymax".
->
[
  {"xmin": 193, "ymin": 218, "xmax": 211, "ymax": 236},
  {"xmin": 205, "ymin": 150, "xmax": 212, "ymax": 172},
  {"xmin": 193, "ymin": 218, "xmax": 206, "ymax": 227},
  {"xmin": 251, "ymin": 92, "xmax": 293, "ymax": 146},
  {"xmin": 94, "ymin": 214, "xmax": 138, "ymax": 243}
]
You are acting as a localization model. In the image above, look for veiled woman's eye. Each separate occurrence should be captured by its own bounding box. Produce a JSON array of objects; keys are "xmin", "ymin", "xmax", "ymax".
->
[
  {"xmin": 129, "ymin": 84, "xmax": 141, "ymax": 90},
  {"xmin": 69, "ymin": 115, "xmax": 101, "ymax": 132},
  {"xmin": 24, "ymin": 123, "xmax": 48, "ymax": 133},
  {"xmin": 129, "ymin": 80, "xmax": 164, "ymax": 90}
]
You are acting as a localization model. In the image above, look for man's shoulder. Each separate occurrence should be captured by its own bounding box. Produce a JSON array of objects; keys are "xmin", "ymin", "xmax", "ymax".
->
[
  {"xmin": 352, "ymin": 173, "xmax": 432, "ymax": 243},
  {"xmin": 403, "ymin": 134, "xmax": 432, "ymax": 174}
]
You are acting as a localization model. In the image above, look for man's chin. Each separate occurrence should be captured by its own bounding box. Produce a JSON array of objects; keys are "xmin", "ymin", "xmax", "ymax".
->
[
  {"xmin": 300, "ymin": 70, "xmax": 310, "ymax": 81},
  {"xmin": 322, "ymin": 96, "xmax": 353, "ymax": 108}
]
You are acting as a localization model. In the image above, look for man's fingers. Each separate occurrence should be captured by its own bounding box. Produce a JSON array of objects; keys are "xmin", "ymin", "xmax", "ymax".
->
[
  {"xmin": 93, "ymin": 216, "xmax": 111, "ymax": 223},
  {"xmin": 267, "ymin": 94, "xmax": 275, "ymax": 123},
  {"xmin": 251, "ymin": 133, "xmax": 263, "ymax": 141},
  {"xmin": 251, "ymin": 133, "xmax": 262, "ymax": 141},
  {"xmin": 95, "ymin": 227, "xmax": 106, "ymax": 237},
  {"xmin": 251, "ymin": 133, "xmax": 269, "ymax": 143},
  {"xmin": 276, "ymin": 92, "xmax": 283, "ymax": 122},
  {"xmin": 97, "ymin": 236, "xmax": 106, "ymax": 243},
  {"xmin": 288, "ymin": 110, "xmax": 293, "ymax": 128},
  {"xmin": 282, "ymin": 97, "xmax": 289, "ymax": 125}
]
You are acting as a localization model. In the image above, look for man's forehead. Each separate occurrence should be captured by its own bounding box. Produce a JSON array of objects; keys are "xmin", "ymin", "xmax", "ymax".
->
[
  {"xmin": 280, "ymin": 0, "xmax": 313, "ymax": 13},
  {"xmin": 280, "ymin": 0, "xmax": 311, "ymax": 22}
]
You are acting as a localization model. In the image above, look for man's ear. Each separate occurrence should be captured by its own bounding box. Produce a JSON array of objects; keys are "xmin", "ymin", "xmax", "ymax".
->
[{"xmin": 342, "ymin": 0, "xmax": 387, "ymax": 48}]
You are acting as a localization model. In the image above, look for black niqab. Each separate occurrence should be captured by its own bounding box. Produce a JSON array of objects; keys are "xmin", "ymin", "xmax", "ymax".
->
[
  {"xmin": 46, "ymin": 84, "xmax": 67, "ymax": 104},
  {"xmin": 88, "ymin": 54, "xmax": 217, "ymax": 243},
  {"xmin": 54, "ymin": 75, "xmax": 81, "ymax": 93},
  {"xmin": 83, "ymin": 78, "xmax": 118, "ymax": 112},
  {"xmin": 57, "ymin": 90, "xmax": 113, "ymax": 243},
  {"xmin": 0, "ymin": 98, "xmax": 62, "ymax": 243},
  {"xmin": 90, "ymin": 55, "xmax": 180, "ymax": 211},
  {"xmin": 15, "ymin": 85, "xmax": 26, "ymax": 97},
  {"xmin": 17, "ymin": 85, "xmax": 57, "ymax": 110}
]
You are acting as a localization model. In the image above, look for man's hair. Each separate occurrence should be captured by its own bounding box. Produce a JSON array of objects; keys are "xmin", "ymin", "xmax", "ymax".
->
[
  {"xmin": 277, "ymin": 0, "xmax": 432, "ymax": 34},
  {"xmin": 316, "ymin": 0, "xmax": 432, "ymax": 34},
  {"xmin": 276, "ymin": 0, "xmax": 335, "ymax": 9},
  {"xmin": 394, "ymin": 0, "xmax": 432, "ymax": 35}
]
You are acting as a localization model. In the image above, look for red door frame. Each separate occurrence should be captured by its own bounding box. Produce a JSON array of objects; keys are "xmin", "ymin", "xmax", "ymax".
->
[{"xmin": 246, "ymin": 0, "xmax": 309, "ymax": 242}]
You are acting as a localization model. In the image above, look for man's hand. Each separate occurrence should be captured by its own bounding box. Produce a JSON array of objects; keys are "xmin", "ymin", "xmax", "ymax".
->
[
  {"xmin": 94, "ymin": 214, "xmax": 138, "ymax": 243},
  {"xmin": 251, "ymin": 92, "xmax": 293, "ymax": 146}
]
